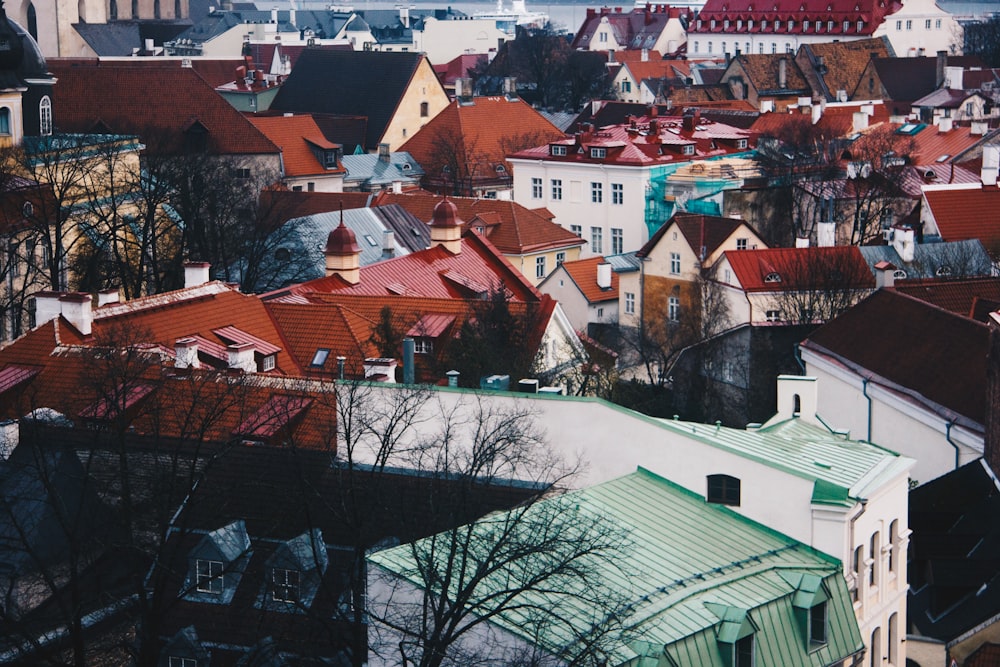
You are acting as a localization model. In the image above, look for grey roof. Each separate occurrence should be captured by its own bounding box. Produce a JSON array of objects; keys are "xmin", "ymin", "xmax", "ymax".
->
[
  {"xmin": 249, "ymin": 206, "xmax": 413, "ymax": 292},
  {"xmin": 176, "ymin": 9, "xmax": 355, "ymax": 44},
  {"xmin": 73, "ymin": 22, "xmax": 143, "ymax": 56},
  {"xmin": 538, "ymin": 110, "xmax": 578, "ymax": 132},
  {"xmin": 341, "ymin": 152, "xmax": 424, "ymax": 189},
  {"xmin": 858, "ymin": 239, "xmax": 994, "ymax": 280},
  {"xmin": 270, "ymin": 49, "xmax": 429, "ymax": 149},
  {"xmin": 372, "ymin": 204, "xmax": 431, "ymax": 253},
  {"xmin": 605, "ymin": 251, "xmax": 641, "ymax": 273}
]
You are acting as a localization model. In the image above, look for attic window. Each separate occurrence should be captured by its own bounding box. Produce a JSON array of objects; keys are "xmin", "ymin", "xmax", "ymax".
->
[
  {"xmin": 736, "ymin": 139, "xmax": 748, "ymax": 149},
  {"xmin": 311, "ymin": 348, "xmax": 330, "ymax": 367},
  {"xmin": 169, "ymin": 659, "xmax": 197, "ymax": 667},
  {"xmin": 936, "ymin": 265, "xmax": 953, "ymax": 276},
  {"xmin": 551, "ymin": 145, "xmax": 568, "ymax": 156},
  {"xmin": 682, "ymin": 144, "xmax": 695, "ymax": 156},
  {"xmin": 707, "ymin": 474, "xmax": 741, "ymax": 506},
  {"xmin": 196, "ymin": 560, "xmax": 223, "ymax": 594},
  {"xmin": 764, "ymin": 272, "xmax": 781, "ymax": 282},
  {"xmin": 495, "ymin": 164, "xmax": 507, "ymax": 174},
  {"xmin": 260, "ymin": 354, "xmax": 276, "ymax": 372},
  {"xmin": 401, "ymin": 163, "xmax": 412, "ymax": 171},
  {"xmin": 272, "ymin": 568, "xmax": 300, "ymax": 603},
  {"xmin": 590, "ymin": 147, "xmax": 607, "ymax": 159},
  {"xmin": 892, "ymin": 269, "xmax": 907, "ymax": 279},
  {"xmin": 935, "ymin": 154, "xmax": 950, "ymax": 163}
]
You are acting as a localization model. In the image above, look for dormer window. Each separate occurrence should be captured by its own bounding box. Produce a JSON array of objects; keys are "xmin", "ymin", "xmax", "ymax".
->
[
  {"xmin": 169, "ymin": 659, "xmax": 198, "ymax": 667},
  {"xmin": 857, "ymin": 20, "xmax": 864, "ymax": 31},
  {"xmin": 736, "ymin": 138, "xmax": 748, "ymax": 149},
  {"xmin": 590, "ymin": 147, "xmax": 607, "ymax": 159},
  {"xmin": 707, "ymin": 474, "xmax": 741, "ymax": 506},
  {"xmin": 323, "ymin": 150, "xmax": 339, "ymax": 168},
  {"xmin": 272, "ymin": 568, "xmax": 300, "ymax": 603},
  {"xmin": 682, "ymin": 144, "xmax": 695, "ymax": 156},
  {"xmin": 936, "ymin": 265, "xmax": 953, "ymax": 276},
  {"xmin": 196, "ymin": 559, "xmax": 223, "ymax": 594},
  {"xmin": 551, "ymin": 144, "xmax": 568, "ymax": 156},
  {"xmin": 697, "ymin": 18, "xmax": 702, "ymax": 28},
  {"xmin": 735, "ymin": 635, "xmax": 754, "ymax": 667},
  {"xmin": 764, "ymin": 272, "xmax": 781, "ymax": 282},
  {"xmin": 711, "ymin": 19, "xmax": 717, "ymax": 29},
  {"xmin": 495, "ymin": 164, "xmax": 507, "ymax": 174},
  {"xmin": 259, "ymin": 354, "xmax": 276, "ymax": 372},
  {"xmin": 724, "ymin": 19, "xmax": 730, "ymax": 28},
  {"xmin": 414, "ymin": 338, "xmax": 433, "ymax": 354},
  {"xmin": 803, "ymin": 20, "xmax": 810, "ymax": 31},
  {"xmin": 810, "ymin": 600, "xmax": 828, "ymax": 646},
  {"xmin": 788, "ymin": 19, "xmax": 794, "ymax": 30}
]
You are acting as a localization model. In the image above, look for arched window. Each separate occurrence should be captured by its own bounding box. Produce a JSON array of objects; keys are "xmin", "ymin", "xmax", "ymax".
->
[
  {"xmin": 707, "ymin": 474, "xmax": 741, "ymax": 506},
  {"xmin": 764, "ymin": 271, "xmax": 781, "ymax": 282},
  {"xmin": 793, "ymin": 393, "xmax": 801, "ymax": 414},
  {"xmin": 39, "ymin": 96, "xmax": 52, "ymax": 136},
  {"xmin": 27, "ymin": 4, "xmax": 38, "ymax": 39},
  {"xmin": 870, "ymin": 627, "xmax": 881, "ymax": 667},
  {"xmin": 109, "ymin": 0, "xmax": 118, "ymax": 20}
]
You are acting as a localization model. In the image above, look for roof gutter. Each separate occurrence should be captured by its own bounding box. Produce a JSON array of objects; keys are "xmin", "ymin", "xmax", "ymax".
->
[{"xmin": 862, "ymin": 376, "xmax": 873, "ymax": 443}]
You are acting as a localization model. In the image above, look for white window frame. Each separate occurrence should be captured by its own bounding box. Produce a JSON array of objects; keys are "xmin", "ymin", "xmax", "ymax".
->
[
  {"xmin": 670, "ymin": 252, "xmax": 681, "ymax": 275},
  {"xmin": 414, "ymin": 338, "xmax": 433, "ymax": 354},
  {"xmin": 531, "ymin": 177, "xmax": 543, "ymax": 199},
  {"xmin": 625, "ymin": 292, "xmax": 635, "ymax": 314},
  {"xmin": 551, "ymin": 179, "xmax": 563, "ymax": 200},
  {"xmin": 591, "ymin": 182, "xmax": 603, "ymax": 203},
  {"xmin": 535, "ymin": 255, "xmax": 546, "ymax": 279},
  {"xmin": 591, "ymin": 227, "xmax": 603, "ymax": 253},
  {"xmin": 272, "ymin": 567, "xmax": 300, "ymax": 603},
  {"xmin": 551, "ymin": 145, "xmax": 567, "ymax": 156},
  {"xmin": 611, "ymin": 228, "xmax": 623, "ymax": 254},
  {"xmin": 611, "ymin": 182, "xmax": 623, "ymax": 205},
  {"xmin": 668, "ymin": 296, "xmax": 680, "ymax": 321},
  {"xmin": 196, "ymin": 559, "xmax": 223, "ymax": 594}
]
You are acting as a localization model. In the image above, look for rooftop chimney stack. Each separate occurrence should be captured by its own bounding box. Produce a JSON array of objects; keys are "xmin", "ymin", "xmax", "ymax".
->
[
  {"xmin": 32, "ymin": 292, "xmax": 62, "ymax": 327},
  {"xmin": 59, "ymin": 293, "xmax": 93, "ymax": 336},
  {"xmin": 382, "ymin": 229, "xmax": 395, "ymax": 259},
  {"xmin": 936, "ymin": 50, "xmax": 947, "ymax": 88},
  {"xmin": 175, "ymin": 337, "xmax": 200, "ymax": 370},
  {"xmin": 778, "ymin": 57, "xmax": 787, "ymax": 89},
  {"xmin": 185, "ymin": 262, "xmax": 211, "ymax": 288},
  {"xmin": 597, "ymin": 262, "xmax": 612, "ymax": 289},
  {"xmin": 774, "ymin": 375, "xmax": 820, "ymax": 426},
  {"xmin": 983, "ymin": 144, "xmax": 1000, "ymax": 186},
  {"xmin": 227, "ymin": 342, "xmax": 256, "ymax": 372},
  {"xmin": 97, "ymin": 288, "xmax": 120, "ymax": 306},
  {"xmin": 378, "ymin": 143, "xmax": 391, "ymax": 163}
]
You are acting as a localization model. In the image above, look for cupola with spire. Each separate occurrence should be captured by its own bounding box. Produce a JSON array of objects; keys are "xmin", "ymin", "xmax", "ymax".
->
[
  {"xmin": 324, "ymin": 207, "xmax": 361, "ymax": 284},
  {"xmin": 429, "ymin": 197, "xmax": 463, "ymax": 255}
]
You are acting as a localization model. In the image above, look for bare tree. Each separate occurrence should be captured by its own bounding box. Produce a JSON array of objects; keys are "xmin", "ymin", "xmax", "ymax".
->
[
  {"xmin": 767, "ymin": 248, "xmax": 874, "ymax": 324},
  {"xmin": 346, "ymin": 386, "xmax": 631, "ymax": 667}
]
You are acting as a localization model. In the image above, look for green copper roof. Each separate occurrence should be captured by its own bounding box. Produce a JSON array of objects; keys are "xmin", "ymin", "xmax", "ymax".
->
[
  {"xmin": 369, "ymin": 469, "xmax": 864, "ymax": 667},
  {"xmin": 652, "ymin": 416, "xmax": 911, "ymax": 502}
]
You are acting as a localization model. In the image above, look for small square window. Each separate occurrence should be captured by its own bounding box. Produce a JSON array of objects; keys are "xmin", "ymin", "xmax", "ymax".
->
[
  {"xmin": 707, "ymin": 474, "xmax": 740, "ymax": 505},
  {"xmin": 736, "ymin": 237, "xmax": 748, "ymax": 250},
  {"xmin": 571, "ymin": 224, "xmax": 582, "ymax": 237},
  {"xmin": 414, "ymin": 338, "xmax": 433, "ymax": 354},
  {"xmin": 196, "ymin": 559, "xmax": 223, "ymax": 594},
  {"xmin": 272, "ymin": 568, "xmax": 300, "ymax": 603},
  {"xmin": 590, "ymin": 147, "xmax": 607, "ymax": 159},
  {"xmin": 556, "ymin": 251, "xmax": 565, "ymax": 264},
  {"xmin": 311, "ymin": 348, "xmax": 330, "ymax": 367},
  {"xmin": 260, "ymin": 354, "xmax": 276, "ymax": 372},
  {"xmin": 551, "ymin": 145, "xmax": 567, "ymax": 156}
]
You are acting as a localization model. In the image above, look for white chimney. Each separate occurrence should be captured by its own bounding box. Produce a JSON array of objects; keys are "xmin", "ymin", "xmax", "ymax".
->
[
  {"xmin": 382, "ymin": 229, "xmax": 395, "ymax": 258},
  {"xmin": 144, "ymin": 38, "xmax": 154, "ymax": 51},
  {"xmin": 391, "ymin": 180, "xmax": 403, "ymax": 194},
  {"xmin": 852, "ymin": 111, "xmax": 869, "ymax": 133},
  {"xmin": 32, "ymin": 292, "xmax": 63, "ymax": 327},
  {"xmin": 175, "ymin": 337, "xmax": 200, "ymax": 369},
  {"xmin": 363, "ymin": 357, "xmax": 398, "ymax": 383},
  {"xmin": 795, "ymin": 236, "xmax": 810, "ymax": 248},
  {"xmin": 972, "ymin": 121, "xmax": 989, "ymax": 136},
  {"xmin": 271, "ymin": 6, "xmax": 278, "ymax": 22},
  {"xmin": 811, "ymin": 103, "xmax": 822, "ymax": 125},
  {"xmin": 185, "ymin": 262, "xmax": 211, "ymax": 288},
  {"xmin": 597, "ymin": 262, "xmax": 612, "ymax": 289},
  {"xmin": 891, "ymin": 226, "xmax": 915, "ymax": 263},
  {"xmin": 227, "ymin": 342, "xmax": 256, "ymax": 372},
  {"xmin": 982, "ymin": 144, "xmax": 1000, "ymax": 186},
  {"xmin": 937, "ymin": 116, "xmax": 953, "ymax": 132},
  {"xmin": 97, "ymin": 288, "xmax": 120, "ymax": 306},
  {"xmin": 59, "ymin": 293, "xmax": 93, "ymax": 336},
  {"xmin": 641, "ymin": 48, "xmax": 649, "ymax": 61},
  {"xmin": 774, "ymin": 375, "xmax": 820, "ymax": 427},
  {"xmin": 289, "ymin": 7, "xmax": 296, "ymax": 26},
  {"xmin": 817, "ymin": 221, "xmax": 836, "ymax": 247},
  {"xmin": 874, "ymin": 261, "xmax": 897, "ymax": 288},
  {"xmin": 399, "ymin": 4, "xmax": 410, "ymax": 28}
]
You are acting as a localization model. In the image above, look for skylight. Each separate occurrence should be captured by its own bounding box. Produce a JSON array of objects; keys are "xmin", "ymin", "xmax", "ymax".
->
[
  {"xmin": 364, "ymin": 234, "xmax": 378, "ymax": 246},
  {"xmin": 935, "ymin": 154, "xmax": 950, "ymax": 163}
]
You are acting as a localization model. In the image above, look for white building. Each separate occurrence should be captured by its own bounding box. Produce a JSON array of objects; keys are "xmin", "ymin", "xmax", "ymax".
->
[
  {"xmin": 873, "ymin": 0, "xmax": 962, "ymax": 58},
  {"xmin": 507, "ymin": 112, "xmax": 753, "ymax": 259},
  {"xmin": 411, "ymin": 17, "xmax": 509, "ymax": 64},
  {"xmin": 344, "ymin": 375, "xmax": 915, "ymax": 664}
]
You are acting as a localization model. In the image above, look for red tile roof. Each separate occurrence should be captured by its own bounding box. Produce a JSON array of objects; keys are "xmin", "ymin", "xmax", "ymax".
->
[
  {"xmin": 234, "ymin": 394, "xmax": 314, "ymax": 438},
  {"xmin": 248, "ymin": 114, "xmax": 346, "ymax": 177},
  {"xmin": 433, "ymin": 53, "xmax": 489, "ymax": 85},
  {"xmin": 398, "ymin": 97, "xmax": 566, "ymax": 187},
  {"xmin": 693, "ymin": 0, "xmax": 902, "ymax": 35},
  {"xmin": 511, "ymin": 112, "xmax": 754, "ymax": 166},
  {"xmin": 407, "ymin": 313, "xmax": 456, "ymax": 338},
  {"xmin": 559, "ymin": 256, "xmax": 619, "ymax": 304},
  {"xmin": 571, "ymin": 6, "xmax": 694, "ymax": 52},
  {"xmin": 725, "ymin": 246, "xmax": 874, "ymax": 292},
  {"xmin": 802, "ymin": 289, "xmax": 987, "ymax": 425},
  {"xmin": 265, "ymin": 230, "xmax": 542, "ymax": 303},
  {"xmin": 48, "ymin": 62, "xmax": 279, "ymax": 156},
  {"xmin": 0, "ymin": 364, "xmax": 40, "ymax": 394},
  {"xmin": 371, "ymin": 191, "xmax": 584, "ymax": 254},
  {"xmin": 924, "ymin": 185, "xmax": 1000, "ymax": 250},
  {"xmin": 212, "ymin": 325, "xmax": 282, "ymax": 356},
  {"xmin": 621, "ymin": 59, "xmax": 691, "ymax": 85}
]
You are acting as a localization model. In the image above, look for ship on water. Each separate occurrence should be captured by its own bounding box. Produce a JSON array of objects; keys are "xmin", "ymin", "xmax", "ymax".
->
[{"xmin": 473, "ymin": 0, "xmax": 550, "ymax": 34}]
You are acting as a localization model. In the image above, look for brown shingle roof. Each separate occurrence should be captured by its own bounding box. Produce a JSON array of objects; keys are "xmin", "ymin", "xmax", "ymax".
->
[
  {"xmin": 730, "ymin": 54, "xmax": 810, "ymax": 94},
  {"xmin": 800, "ymin": 37, "xmax": 892, "ymax": 101},
  {"xmin": 48, "ymin": 63, "xmax": 279, "ymax": 156},
  {"xmin": 893, "ymin": 277, "xmax": 1000, "ymax": 318},
  {"xmin": 802, "ymin": 289, "xmax": 987, "ymax": 425}
]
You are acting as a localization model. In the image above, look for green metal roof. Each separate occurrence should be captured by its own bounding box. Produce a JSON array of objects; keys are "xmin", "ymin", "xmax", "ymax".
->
[
  {"xmin": 368, "ymin": 469, "xmax": 864, "ymax": 667},
  {"xmin": 652, "ymin": 416, "xmax": 911, "ymax": 503}
]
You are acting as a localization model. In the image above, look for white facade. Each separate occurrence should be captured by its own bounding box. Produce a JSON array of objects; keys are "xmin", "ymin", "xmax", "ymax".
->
[
  {"xmin": 800, "ymin": 343, "xmax": 984, "ymax": 486},
  {"xmin": 687, "ymin": 31, "xmax": 877, "ymax": 59},
  {"xmin": 344, "ymin": 377, "xmax": 914, "ymax": 664},
  {"xmin": 282, "ymin": 172, "xmax": 345, "ymax": 193},
  {"xmin": 412, "ymin": 18, "xmax": 508, "ymax": 63},
  {"xmin": 537, "ymin": 263, "xmax": 618, "ymax": 333},
  {"xmin": 508, "ymin": 158, "xmax": 651, "ymax": 259},
  {"xmin": 873, "ymin": 0, "xmax": 962, "ymax": 57},
  {"xmin": 584, "ymin": 13, "xmax": 687, "ymax": 55}
]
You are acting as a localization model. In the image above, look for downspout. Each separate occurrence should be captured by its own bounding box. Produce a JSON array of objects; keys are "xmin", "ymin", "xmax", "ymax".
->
[
  {"xmin": 945, "ymin": 419, "xmax": 961, "ymax": 471},
  {"xmin": 793, "ymin": 342, "xmax": 806, "ymax": 374},
  {"xmin": 862, "ymin": 376, "xmax": 873, "ymax": 443}
]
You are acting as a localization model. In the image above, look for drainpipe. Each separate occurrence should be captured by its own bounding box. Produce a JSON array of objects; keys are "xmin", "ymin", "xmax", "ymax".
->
[
  {"xmin": 862, "ymin": 377, "xmax": 873, "ymax": 443},
  {"xmin": 945, "ymin": 419, "xmax": 961, "ymax": 471}
]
